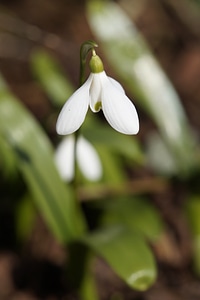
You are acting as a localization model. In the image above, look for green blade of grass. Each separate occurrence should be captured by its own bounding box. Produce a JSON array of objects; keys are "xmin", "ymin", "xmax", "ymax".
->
[
  {"xmin": 98, "ymin": 197, "xmax": 164, "ymax": 242},
  {"xmin": 83, "ymin": 115, "xmax": 144, "ymax": 164},
  {"xmin": 31, "ymin": 49, "xmax": 74, "ymax": 107},
  {"xmin": 185, "ymin": 195, "xmax": 200, "ymax": 275},
  {"xmin": 82, "ymin": 225, "xmax": 157, "ymax": 291},
  {"xmin": 87, "ymin": 0, "xmax": 196, "ymax": 175},
  {"xmin": 0, "ymin": 75, "xmax": 86, "ymax": 243}
]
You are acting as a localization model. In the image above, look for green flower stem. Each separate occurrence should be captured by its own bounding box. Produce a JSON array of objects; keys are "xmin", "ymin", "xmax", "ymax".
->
[
  {"xmin": 68, "ymin": 41, "xmax": 100, "ymax": 300},
  {"xmin": 79, "ymin": 40, "xmax": 98, "ymax": 86},
  {"xmin": 73, "ymin": 40, "xmax": 98, "ymax": 187},
  {"xmin": 67, "ymin": 243, "xmax": 99, "ymax": 300},
  {"xmin": 72, "ymin": 130, "xmax": 79, "ymax": 193}
]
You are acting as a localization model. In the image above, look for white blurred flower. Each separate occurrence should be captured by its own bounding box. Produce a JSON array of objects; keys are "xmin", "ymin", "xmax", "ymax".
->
[
  {"xmin": 56, "ymin": 53, "xmax": 139, "ymax": 135},
  {"xmin": 55, "ymin": 135, "xmax": 102, "ymax": 181}
]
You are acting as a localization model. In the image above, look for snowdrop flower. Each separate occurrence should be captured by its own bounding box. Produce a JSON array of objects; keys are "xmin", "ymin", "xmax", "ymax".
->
[
  {"xmin": 56, "ymin": 51, "xmax": 139, "ymax": 135},
  {"xmin": 55, "ymin": 135, "xmax": 102, "ymax": 181}
]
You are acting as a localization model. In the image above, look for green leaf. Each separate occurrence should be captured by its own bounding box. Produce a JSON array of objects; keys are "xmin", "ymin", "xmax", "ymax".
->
[
  {"xmin": 185, "ymin": 195, "xmax": 200, "ymax": 275},
  {"xmin": 0, "ymin": 134, "xmax": 18, "ymax": 177},
  {"xmin": 99, "ymin": 197, "xmax": 164, "ymax": 241},
  {"xmin": 146, "ymin": 131, "xmax": 180, "ymax": 176},
  {"xmin": 82, "ymin": 226, "xmax": 157, "ymax": 291},
  {"xmin": 78, "ymin": 257, "xmax": 99, "ymax": 300},
  {"xmin": 95, "ymin": 145, "xmax": 126, "ymax": 183},
  {"xmin": 83, "ymin": 115, "xmax": 144, "ymax": 164},
  {"xmin": 87, "ymin": 0, "xmax": 196, "ymax": 175},
  {"xmin": 16, "ymin": 194, "xmax": 36, "ymax": 241},
  {"xmin": 0, "ymin": 74, "xmax": 86, "ymax": 243},
  {"xmin": 30, "ymin": 49, "xmax": 74, "ymax": 106},
  {"xmin": 185, "ymin": 196, "xmax": 200, "ymax": 236}
]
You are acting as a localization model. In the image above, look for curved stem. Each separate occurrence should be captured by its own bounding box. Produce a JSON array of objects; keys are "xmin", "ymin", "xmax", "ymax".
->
[
  {"xmin": 73, "ymin": 41, "xmax": 98, "ymax": 193},
  {"xmin": 68, "ymin": 41, "xmax": 100, "ymax": 300},
  {"xmin": 74, "ymin": 41, "xmax": 98, "ymax": 183},
  {"xmin": 72, "ymin": 130, "xmax": 79, "ymax": 191},
  {"xmin": 79, "ymin": 40, "xmax": 98, "ymax": 86}
]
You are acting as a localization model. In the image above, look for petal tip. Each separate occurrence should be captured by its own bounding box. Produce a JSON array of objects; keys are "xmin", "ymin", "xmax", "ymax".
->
[{"xmin": 56, "ymin": 120, "xmax": 75, "ymax": 135}]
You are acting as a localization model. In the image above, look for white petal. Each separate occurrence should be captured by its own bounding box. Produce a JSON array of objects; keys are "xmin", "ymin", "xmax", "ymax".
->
[
  {"xmin": 56, "ymin": 75, "xmax": 92, "ymax": 135},
  {"xmin": 77, "ymin": 136, "xmax": 102, "ymax": 181},
  {"xmin": 101, "ymin": 76, "xmax": 139, "ymax": 134},
  {"xmin": 89, "ymin": 72, "xmax": 103, "ymax": 112},
  {"xmin": 108, "ymin": 77, "xmax": 125, "ymax": 94},
  {"xmin": 54, "ymin": 135, "xmax": 75, "ymax": 181}
]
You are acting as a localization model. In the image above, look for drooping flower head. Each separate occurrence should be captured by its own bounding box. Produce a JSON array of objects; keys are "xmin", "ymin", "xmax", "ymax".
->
[
  {"xmin": 56, "ymin": 49, "xmax": 139, "ymax": 135},
  {"xmin": 55, "ymin": 135, "xmax": 102, "ymax": 182}
]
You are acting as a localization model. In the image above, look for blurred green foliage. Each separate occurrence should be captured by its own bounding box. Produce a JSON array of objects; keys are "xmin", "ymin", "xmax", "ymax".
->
[{"xmin": 0, "ymin": 0, "xmax": 200, "ymax": 299}]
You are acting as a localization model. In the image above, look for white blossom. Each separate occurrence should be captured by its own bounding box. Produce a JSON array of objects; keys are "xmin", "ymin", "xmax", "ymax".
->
[
  {"xmin": 55, "ymin": 135, "xmax": 102, "ymax": 181},
  {"xmin": 56, "ymin": 54, "xmax": 139, "ymax": 135}
]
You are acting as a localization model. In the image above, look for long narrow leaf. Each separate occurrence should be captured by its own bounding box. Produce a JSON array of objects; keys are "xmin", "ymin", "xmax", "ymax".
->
[
  {"xmin": 82, "ymin": 226, "xmax": 157, "ymax": 291},
  {"xmin": 31, "ymin": 49, "xmax": 74, "ymax": 106},
  {"xmin": 83, "ymin": 115, "xmax": 144, "ymax": 164},
  {"xmin": 99, "ymin": 197, "xmax": 164, "ymax": 241},
  {"xmin": 0, "ymin": 75, "xmax": 86, "ymax": 243},
  {"xmin": 185, "ymin": 195, "xmax": 200, "ymax": 275},
  {"xmin": 87, "ymin": 0, "xmax": 196, "ymax": 174}
]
